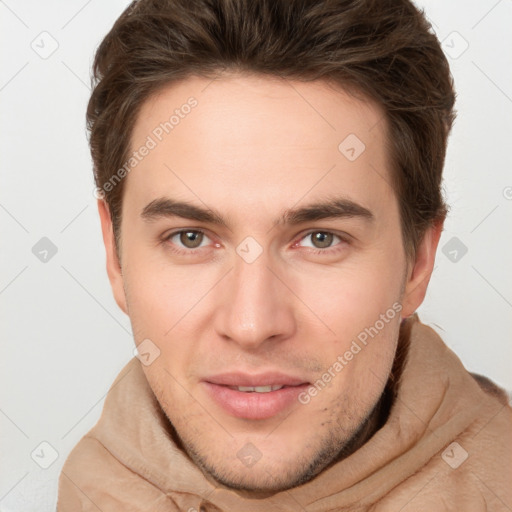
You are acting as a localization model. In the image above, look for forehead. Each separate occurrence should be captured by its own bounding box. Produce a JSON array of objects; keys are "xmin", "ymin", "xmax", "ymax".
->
[
  {"xmin": 126, "ymin": 73, "xmax": 394, "ymax": 222},
  {"xmin": 133, "ymin": 72, "xmax": 387, "ymax": 150}
]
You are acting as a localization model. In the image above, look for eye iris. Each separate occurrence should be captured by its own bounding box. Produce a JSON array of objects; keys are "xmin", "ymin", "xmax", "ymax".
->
[
  {"xmin": 312, "ymin": 232, "xmax": 333, "ymax": 248},
  {"xmin": 180, "ymin": 231, "xmax": 203, "ymax": 248}
]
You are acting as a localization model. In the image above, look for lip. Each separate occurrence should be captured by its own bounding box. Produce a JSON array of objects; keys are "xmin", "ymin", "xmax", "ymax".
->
[
  {"xmin": 205, "ymin": 372, "xmax": 308, "ymax": 387},
  {"xmin": 202, "ymin": 372, "xmax": 310, "ymax": 420}
]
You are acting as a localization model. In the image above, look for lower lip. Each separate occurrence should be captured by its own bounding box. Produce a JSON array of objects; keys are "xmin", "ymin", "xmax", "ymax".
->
[{"xmin": 202, "ymin": 382, "xmax": 310, "ymax": 420}]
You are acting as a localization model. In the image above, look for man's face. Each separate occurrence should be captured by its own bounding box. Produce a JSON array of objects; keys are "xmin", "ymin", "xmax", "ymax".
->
[{"xmin": 100, "ymin": 74, "xmax": 434, "ymax": 492}]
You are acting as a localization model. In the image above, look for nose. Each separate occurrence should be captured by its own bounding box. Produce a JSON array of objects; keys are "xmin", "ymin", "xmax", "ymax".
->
[{"xmin": 213, "ymin": 248, "xmax": 296, "ymax": 351}]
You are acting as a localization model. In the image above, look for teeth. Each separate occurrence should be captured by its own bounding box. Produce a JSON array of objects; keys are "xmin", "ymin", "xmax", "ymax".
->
[{"xmin": 234, "ymin": 385, "xmax": 284, "ymax": 393}]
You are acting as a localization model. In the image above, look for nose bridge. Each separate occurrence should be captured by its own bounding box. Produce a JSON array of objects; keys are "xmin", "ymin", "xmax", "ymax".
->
[{"xmin": 215, "ymin": 247, "xmax": 295, "ymax": 348}]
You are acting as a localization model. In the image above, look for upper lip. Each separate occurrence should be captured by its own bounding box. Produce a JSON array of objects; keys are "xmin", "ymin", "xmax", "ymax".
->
[{"xmin": 204, "ymin": 372, "xmax": 309, "ymax": 387}]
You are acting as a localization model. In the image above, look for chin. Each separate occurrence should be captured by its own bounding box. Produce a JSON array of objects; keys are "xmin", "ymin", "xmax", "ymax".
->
[
  {"xmin": 189, "ymin": 450, "xmax": 320, "ymax": 493},
  {"xmin": 176, "ymin": 424, "xmax": 351, "ymax": 494}
]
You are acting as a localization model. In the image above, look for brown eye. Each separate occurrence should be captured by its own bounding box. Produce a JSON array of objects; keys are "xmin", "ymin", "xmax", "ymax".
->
[
  {"xmin": 179, "ymin": 230, "xmax": 204, "ymax": 248},
  {"xmin": 310, "ymin": 231, "xmax": 334, "ymax": 248},
  {"xmin": 295, "ymin": 230, "xmax": 347, "ymax": 253},
  {"xmin": 163, "ymin": 229, "xmax": 216, "ymax": 256}
]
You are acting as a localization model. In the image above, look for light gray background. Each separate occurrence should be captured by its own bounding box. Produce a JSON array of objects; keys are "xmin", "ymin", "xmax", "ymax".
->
[{"xmin": 1, "ymin": 1, "xmax": 511, "ymax": 510}]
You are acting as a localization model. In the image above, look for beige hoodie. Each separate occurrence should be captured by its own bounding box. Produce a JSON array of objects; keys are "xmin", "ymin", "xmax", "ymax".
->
[{"xmin": 57, "ymin": 315, "xmax": 512, "ymax": 511}]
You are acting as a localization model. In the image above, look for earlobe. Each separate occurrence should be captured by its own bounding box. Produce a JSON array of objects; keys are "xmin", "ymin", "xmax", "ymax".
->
[
  {"xmin": 97, "ymin": 199, "xmax": 128, "ymax": 315},
  {"xmin": 401, "ymin": 219, "xmax": 444, "ymax": 318}
]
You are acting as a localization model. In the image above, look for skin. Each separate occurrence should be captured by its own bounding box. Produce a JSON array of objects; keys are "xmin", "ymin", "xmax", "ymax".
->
[{"xmin": 98, "ymin": 73, "xmax": 442, "ymax": 493}]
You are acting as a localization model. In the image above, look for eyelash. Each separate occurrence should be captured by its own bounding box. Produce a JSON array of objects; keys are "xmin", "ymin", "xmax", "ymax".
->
[{"xmin": 161, "ymin": 229, "xmax": 349, "ymax": 256}]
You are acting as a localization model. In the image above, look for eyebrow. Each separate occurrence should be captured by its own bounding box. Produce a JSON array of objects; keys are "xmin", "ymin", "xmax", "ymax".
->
[{"xmin": 140, "ymin": 196, "xmax": 374, "ymax": 227}]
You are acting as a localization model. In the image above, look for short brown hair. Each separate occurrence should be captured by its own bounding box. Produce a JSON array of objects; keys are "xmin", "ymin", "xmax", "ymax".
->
[{"xmin": 87, "ymin": 0, "xmax": 456, "ymax": 259}]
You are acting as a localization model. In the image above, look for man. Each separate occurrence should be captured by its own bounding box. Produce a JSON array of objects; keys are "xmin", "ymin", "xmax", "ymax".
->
[{"xmin": 57, "ymin": 0, "xmax": 512, "ymax": 510}]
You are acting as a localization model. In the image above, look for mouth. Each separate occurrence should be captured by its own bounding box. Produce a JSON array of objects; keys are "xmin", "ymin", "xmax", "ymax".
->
[
  {"xmin": 202, "ymin": 372, "xmax": 310, "ymax": 420},
  {"xmin": 227, "ymin": 385, "xmax": 287, "ymax": 392}
]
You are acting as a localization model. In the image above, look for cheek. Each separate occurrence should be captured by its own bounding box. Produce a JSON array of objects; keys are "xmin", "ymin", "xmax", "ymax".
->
[
  {"xmin": 291, "ymin": 253, "xmax": 404, "ymax": 341},
  {"xmin": 123, "ymin": 253, "xmax": 209, "ymax": 333},
  {"xmin": 122, "ymin": 254, "xmax": 219, "ymax": 376}
]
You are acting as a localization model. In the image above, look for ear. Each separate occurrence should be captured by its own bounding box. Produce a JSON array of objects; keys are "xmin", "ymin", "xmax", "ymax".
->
[
  {"xmin": 401, "ymin": 219, "xmax": 444, "ymax": 318},
  {"xmin": 97, "ymin": 199, "xmax": 128, "ymax": 315}
]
